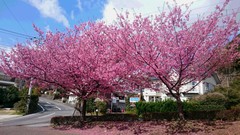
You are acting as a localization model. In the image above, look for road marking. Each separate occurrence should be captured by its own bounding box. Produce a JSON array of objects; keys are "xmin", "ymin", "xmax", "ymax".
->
[
  {"xmin": 37, "ymin": 112, "xmax": 55, "ymax": 119},
  {"xmin": 55, "ymin": 106, "xmax": 61, "ymax": 110},
  {"xmin": 43, "ymin": 105, "xmax": 52, "ymax": 106},
  {"xmin": 46, "ymin": 102, "xmax": 51, "ymax": 104},
  {"xmin": 38, "ymin": 103, "xmax": 45, "ymax": 112}
]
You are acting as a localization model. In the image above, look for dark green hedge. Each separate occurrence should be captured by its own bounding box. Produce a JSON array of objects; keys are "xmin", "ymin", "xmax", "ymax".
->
[
  {"xmin": 216, "ymin": 107, "xmax": 240, "ymax": 121},
  {"xmin": 136, "ymin": 100, "xmax": 225, "ymax": 116},
  {"xmin": 28, "ymin": 95, "xmax": 39, "ymax": 114},
  {"xmin": 0, "ymin": 86, "xmax": 20, "ymax": 108},
  {"xmin": 14, "ymin": 94, "xmax": 39, "ymax": 114},
  {"xmin": 142, "ymin": 110, "xmax": 220, "ymax": 121},
  {"xmin": 51, "ymin": 114, "xmax": 138, "ymax": 126}
]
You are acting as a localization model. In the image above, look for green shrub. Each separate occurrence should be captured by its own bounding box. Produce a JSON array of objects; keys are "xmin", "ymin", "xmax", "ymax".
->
[
  {"xmin": 192, "ymin": 92, "xmax": 227, "ymax": 106},
  {"xmin": 86, "ymin": 98, "xmax": 95, "ymax": 114},
  {"xmin": 216, "ymin": 106, "xmax": 240, "ymax": 121},
  {"xmin": 185, "ymin": 110, "xmax": 219, "ymax": 120},
  {"xmin": 14, "ymin": 87, "xmax": 39, "ymax": 114},
  {"xmin": 51, "ymin": 114, "xmax": 138, "ymax": 126},
  {"xmin": 136, "ymin": 100, "xmax": 178, "ymax": 115},
  {"xmin": 160, "ymin": 100, "xmax": 177, "ymax": 112},
  {"xmin": 213, "ymin": 78, "xmax": 240, "ymax": 109},
  {"xmin": 135, "ymin": 99, "xmax": 225, "ymax": 121},
  {"xmin": 142, "ymin": 110, "xmax": 221, "ymax": 121},
  {"xmin": 14, "ymin": 99, "xmax": 27, "ymax": 113},
  {"xmin": 142, "ymin": 112, "xmax": 179, "ymax": 121},
  {"xmin": 95, "ymin": 101, "xmax": 107, "ymax": 115},
  {"xmin": 0, "ymin": 86, "xmax": 20, "ymax": 108},
  {"xmin": 28, "ymin": 95, "xmax": 39, "ymax": 114}
]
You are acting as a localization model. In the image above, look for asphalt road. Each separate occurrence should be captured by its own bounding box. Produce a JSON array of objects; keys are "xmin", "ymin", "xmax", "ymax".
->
[{"xmin": 0, "ymin": 97, "xmax": 74, "ymax": 127}]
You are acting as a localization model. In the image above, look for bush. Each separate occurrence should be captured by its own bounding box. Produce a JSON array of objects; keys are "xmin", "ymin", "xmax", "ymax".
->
[
  {"xmin": 142, "ymin": 110, "xmax": 221, "ymax": 121},
  {"xmin": 14, "ymin": 98, "xmax": 27, "ymax": 113},
  {"xmin": 142, "ymin": 112, "xmax": 179, "ymax": 121},
  {"xmin": 213, "ymin": 78, "xmax": 240, "ymax": 109},
  {"xmin": 185, "ymin": 110, "xmax": 219, "ymax": 120},
  {"xmin": 86, "ymin": 98, "xmax": 95, "ymax": 114},
  {"xmin": 14, "ymin": 87, "xmax": 39, "ymax": 114},
  {"xmin": 28, "ymin": 95, "xmax": 39, "ymax": 114},
  {"xmin": 135, "ymin": 99, "xmax": 225, "ymax": 120},
  {"xmin": 136, "ymin": 100, "xmax": 225, "ymax": 116},
  {"xmin": 136, "ymin": 100, "xmax": 177, "ymax": 115},
  {"xmin": 95, "ymin": 101, "xmax": 107, "ymax": 115},
  {"xmin": 192, "ymin": 92, "xmax": 227, "ymax": 106},
  {"xmin": 216, "ymin": 105, "xmax": 240, "ymax": 121},
  {"xmin": 0, "ymin": 86, "xmax": 20, "ymax": 108},
  {"xmin": 51, "ymin": 114, "xmax": 138, "ymax": 126}
]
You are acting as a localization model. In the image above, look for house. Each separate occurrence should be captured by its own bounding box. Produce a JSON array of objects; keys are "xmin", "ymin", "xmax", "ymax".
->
[
  {"xmin": 142, "ymin": 74, "xmax": 220, "ymax": 102},
  {"xmin": 0, "ymin": 71, "xmax": 17, "ymax": 88},
  {"xmin": 68, "ymin": 92, "xmax": 78, "ymax": 104}
]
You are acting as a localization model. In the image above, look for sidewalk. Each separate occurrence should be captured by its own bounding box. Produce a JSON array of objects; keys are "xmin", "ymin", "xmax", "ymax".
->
[{"xmin": 0, "ymin": 115, "xmax": 21, "ymax": 122}]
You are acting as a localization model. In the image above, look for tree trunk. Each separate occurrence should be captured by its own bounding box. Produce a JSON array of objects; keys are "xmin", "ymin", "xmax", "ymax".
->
[
  {"xmin": 140, "ymin": 88, "xmax": 144, "ymax": 101},
  {"xmin": 176, "ymin": 96, "xmax": 185, "ymax": 120},
  {"xmin": 80, "ymin": 99, "xmax": 87, "ymax": 121},
  {"xmin": 75, "ymin": 98, "xmax": 87, "ymax": 121}
]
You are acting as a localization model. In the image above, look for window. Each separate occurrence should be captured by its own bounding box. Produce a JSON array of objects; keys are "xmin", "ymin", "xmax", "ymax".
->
[
  {"xmin": 191, "ymin": 81, "xmax": 197, "ymax": 91},
  {"xmin": 205, "ymin": 83, "xmax": 214, "ymax": 92},
  {"xmin": 155, "ymin": 96, "xmax": 161, "ymax": 102},
  {"xmin": 192, "ymin": 81, "xmax": 196, "ymax": 86},
  {"xmin": 149, "ymin": 96, "xmax": 154, "ymax": 102}
]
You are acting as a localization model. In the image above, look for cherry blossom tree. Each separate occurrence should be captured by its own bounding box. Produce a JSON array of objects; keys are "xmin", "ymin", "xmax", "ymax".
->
[
  {"xmin": 0, "ymin": 22, "xmax": 132, "ymax": 120},
  {"xmin": 105, "ymin": 0, "xmax": 240, "ymax": 119}
]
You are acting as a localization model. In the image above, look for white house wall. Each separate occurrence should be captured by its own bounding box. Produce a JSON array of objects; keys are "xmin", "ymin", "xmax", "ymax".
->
[{"xmin": 142, "ymin": 76, "xmax": 218, "ymax": 102}]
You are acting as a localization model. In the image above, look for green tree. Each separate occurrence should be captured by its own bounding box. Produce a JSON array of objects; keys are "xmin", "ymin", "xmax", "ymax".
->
[
  {"xmin": 214, "ymin": 77, "xmax": 240, "ymax": 109},
  {"xmin": 96, "ymin": 101, "xmax": 107, "ymax": 115},
  {"xmin": 191, "ymin": 92, "xmax": 227, "ymax": 106},
  {"xmin": 0, "ymin": 86, "xmax": 19, "ymax": 108},
  {"xmin": 86, "ymin": 98, "xmax": 95, "ymax": 115}
]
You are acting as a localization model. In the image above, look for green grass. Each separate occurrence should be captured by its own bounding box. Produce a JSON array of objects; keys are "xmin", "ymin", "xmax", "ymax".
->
[{"xmin": 0, "ymin": 109, "xmax": 23, "ymax": 115}]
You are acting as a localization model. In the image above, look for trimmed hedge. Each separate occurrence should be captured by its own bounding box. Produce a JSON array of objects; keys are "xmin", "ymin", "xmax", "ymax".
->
[
  {"xmin": 136, "ymin": 100, "xmax": 225, "ymax": 121},
  {"xmin": 136, "ymin": 100, "xmax": 225, "ymax": 116},
  {"xmin": 216, "ymin": 107, "xmax": 240, "ymax": 121},
  {"xmin": 0, "ymin": 86, "xmax": 20, "ymax": 108},
  {"xmin": 51, "ymin": 114, "xmax": 138, "ymax": 126},
  {"xmin": 14, "ymin": 95, "xmax": 39, "ymax": 114},
  {"xmin": 142, "ymin": 110, "xmax": 220, "ymax": 121}
]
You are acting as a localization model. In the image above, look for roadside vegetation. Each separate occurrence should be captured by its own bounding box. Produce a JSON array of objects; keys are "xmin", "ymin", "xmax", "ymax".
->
[
  {"xmin": 0, "ymin": 85, "xmax": 40, "ymax": 115},
  {"xmin": 0, "ymin": 86, "xmax": 19, "ymax": 108},
  {"xmin": 14, "ymin": 87, "xmax": 40, "ymax": 114}
]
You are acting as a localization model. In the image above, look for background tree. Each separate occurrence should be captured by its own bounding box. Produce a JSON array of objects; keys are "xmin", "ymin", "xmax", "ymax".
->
[
  {"xmin": 0, "ymin": 86, "xmax": 19, "ymax": 108},
  {"xmin": 106, "ymin": 0, "xmax": 240, "ymax": 120}
]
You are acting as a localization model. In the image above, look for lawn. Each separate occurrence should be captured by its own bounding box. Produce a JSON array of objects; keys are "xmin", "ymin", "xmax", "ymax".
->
[{"xmin": 0, "ymin": 108, "xmax": 17, "ymax": 115}]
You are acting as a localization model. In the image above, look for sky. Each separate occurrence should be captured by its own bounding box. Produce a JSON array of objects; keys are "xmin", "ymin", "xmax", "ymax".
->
[{"xmin": 0, "ymin": 0, "xmax": 239, "ymax": 51}]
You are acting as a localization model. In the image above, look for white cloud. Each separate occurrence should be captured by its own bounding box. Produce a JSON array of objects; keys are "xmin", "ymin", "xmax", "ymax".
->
[
  {"xmin": 44, "ymin": 25, "xmax": 51, "ymax": 32},
  {"xmin": 71, "ymin": 10, "xmax": 75, "ymax": 20},
  {"xmin": 102, "ymin": 0, "xmax": 240, "ymax": 23},
  {"xmin": 0, "ymin": 44, "xmax": 12, "ymax": 53},
  {"xmin": 26, "ymin": 0, "xmax": 70, "ymax": 27},
  {"xmin": 77, "ymin": 0, "xmax": 83, "ymax": 11}
]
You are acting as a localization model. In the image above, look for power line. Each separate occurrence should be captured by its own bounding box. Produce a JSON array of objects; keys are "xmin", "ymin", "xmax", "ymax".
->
[
  {"xmin": 2, "ymin": 0, "xmax": 28, "ymax": 35},
  {"xmin": 0, "ymin": 27, "xmax": 36, "ymax": 39}
]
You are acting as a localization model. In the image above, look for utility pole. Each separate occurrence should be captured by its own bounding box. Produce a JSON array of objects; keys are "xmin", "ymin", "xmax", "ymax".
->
[{"xmin": 26, "ymin": 78, "xmax": 33, "ymax": 114}]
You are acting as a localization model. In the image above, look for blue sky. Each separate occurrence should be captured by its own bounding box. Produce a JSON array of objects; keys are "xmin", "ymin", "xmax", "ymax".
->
[
  {"xmin": 0, "ymin": 0, "xmax": 239, "ymax": 51},
  {"xmin": 0, "ymin": 0, "xmax": 107, "ymax": 50}
]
